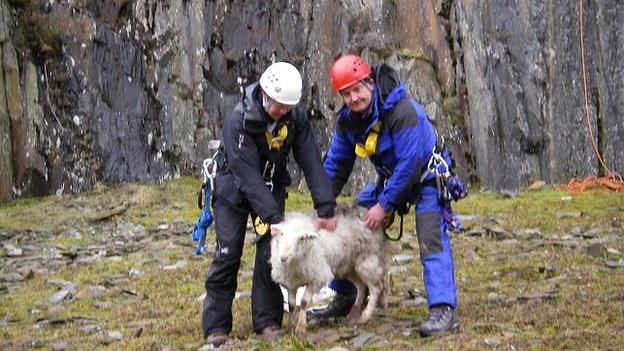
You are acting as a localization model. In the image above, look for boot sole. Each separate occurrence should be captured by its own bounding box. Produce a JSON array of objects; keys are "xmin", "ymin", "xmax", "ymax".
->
[{"xmin": 418, "ymin": 320, "xmax": 460, "ymax": 337}]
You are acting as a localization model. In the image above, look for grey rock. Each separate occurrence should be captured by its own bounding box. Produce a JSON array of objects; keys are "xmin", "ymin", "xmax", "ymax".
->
[
  {"xmin": 47, "ymin": 279, "xmax": 75, "ymax": 289},
  {"xmin": 487, "ymin": 292, "xmax": 503, "ymax": 303},
  {"xmin": 466, "ymin": 228, "xmax": 485, "ymax": 237},
  {"xmin": 484, "ymin": 336, "xmax": 502, "ymax": 346},
  {"xmin": 129, "ymin": 268, "xmax": 144, "ymax": 277},
  {"xmin": 513, "ymin": 228, "xmax": 543, "ymax": 239},
  {"xmin": 51, "ymin": 340, "xmax": 69, "ymax": 351},
  {"xmin": 74, "ymin": 251, "xmax": 107, "ymax": 265},
  {"xmin": 80, "ymin": 324, "xmax": 102, "ymax": 334},
  {"xmin": 392, "ymin": 254, "xmax": 415, "ymax": 265},
  {"xmin": 1, "ymin": 272, "xmax": 25, "ymax": 282},
  {"xmin": 75, "ymin": 285, "xmax": 108, "ymax": 299},
  {"xmin": 163, "ymin": 259, "xmax": 187, "ymax": 270},
  {"xmin": 352, "ymin": 331, "xmax": 377, "ymax": 347},
  {"xmin": 538, "ymin": 264, "xmax": 556, "ymax": 274},
  {"xmin": 94, "ymin": 301, "xmax": 113, "ymax": 309},
  {"xmin": 606, "ymin": 259, "xmax": 624, "ymax": 269},
  {"xmin": 499, "ymin": 190, "xmax": 517, "ymax": 198},
  {"xmin": 486, "ymin": 226, "xmax": 510, "ymax": 240},
  {"xmin": 466, "ymin": 249, "xmax": 481, "ymax": 260},
  {"xmin": 234, "ymin": 290, "xmax": 252, "ymax": 300},
  {"xmin": 3, "ymin": 243, "xmax": 22, "ymax": 257},
  {"xmin": 50, "ymin": 289, "xmax": 73, "ymax": 303},
  {"xmin": 582, "ymin": 227, "xmax": 604, "ymax": 239},
  {"xmin": 400, "ymin": 297, "xmax": 428, "ymax": 307},
  {"xmin": 1, "ymin": 0, "xmax": 623, "ymax": 198},
  {"xmin": 64, "ymin": 229, "xmax": 82, "ymax": 239},
  {"xmin": 530, "ymin": 239, "xmax": 545, "ymax": 248},
  {"xmin": 588, "ymin": 234, "xmax": 620, "ymax": 245},
  {"xmin": 102, "ymin": 330, "xmax": 123, "ymax": 344}
]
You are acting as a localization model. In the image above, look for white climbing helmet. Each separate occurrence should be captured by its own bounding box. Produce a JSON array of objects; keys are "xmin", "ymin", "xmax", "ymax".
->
[{"xmin": 259, "ymin": 62, "xmax": 302, "ymax": 105}]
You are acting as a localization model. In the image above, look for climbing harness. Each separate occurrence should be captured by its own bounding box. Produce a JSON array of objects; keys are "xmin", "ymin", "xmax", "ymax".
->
[
  {"xmin": 261, "ymin": 122, "xmax": 289, "ymax": 192},
  {"xmin": 382, "ymin": 204, "xmax": 411, "ymax": 241},
  {"xmin": 264, "ymin": 123, "xmax": 288, "ymax": 150},
  {"xmin": 251, "ymin": 122, "xmax": 290, "ymax": 241},
  {"xmin": 190, "ymin": 140, "xmax": 220, "ymax": 255},
  {"xmin": 419, "ymin": 144, "xmax": 468, "ymax": 232},
  {"xmin": 420, "ymin": 145, "xmax": 468, "ymax": 203},
  {"xmin": 355, "ymin": 122, "xmax": 382, "ymax": 158}
]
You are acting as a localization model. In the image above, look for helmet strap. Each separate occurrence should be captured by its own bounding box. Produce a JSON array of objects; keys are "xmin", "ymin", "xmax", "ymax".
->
[
  {"xmin": 362, "ymin": 77, "xmax": 374, "ymax": 91},
  {"xmin": 261, "ymin": 92, "xmax": 273, "ymax": 112}
]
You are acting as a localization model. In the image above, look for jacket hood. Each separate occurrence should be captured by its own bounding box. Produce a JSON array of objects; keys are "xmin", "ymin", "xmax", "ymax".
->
[
  {"xmin": 338, "ymin": 63, "xmax": 406, "ymax": 133},
  {"xmin": 242, "ymin": 83, "xmax": 274, "ymax": 134}
]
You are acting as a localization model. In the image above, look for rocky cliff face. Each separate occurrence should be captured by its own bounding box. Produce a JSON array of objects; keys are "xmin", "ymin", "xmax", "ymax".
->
[{"xmin": 0, "ymin": 0, "xmax": 622, "ymax": 202}]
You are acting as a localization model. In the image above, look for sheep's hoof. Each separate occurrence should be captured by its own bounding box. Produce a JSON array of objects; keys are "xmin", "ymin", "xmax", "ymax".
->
[
  {"xmin": 294, "ymin": 325, "xmax": 307, "ymax": 336},
  {"xmin": 356, "ymin": 314, "xmax": 371, "ymax": 325},
  {"xmin": 289, "ymin": 312, "xmax": 297, "ymax": 326},
  {"xmin": 347, "ymin": 307, "xmax": 362, "ymax": 324}
]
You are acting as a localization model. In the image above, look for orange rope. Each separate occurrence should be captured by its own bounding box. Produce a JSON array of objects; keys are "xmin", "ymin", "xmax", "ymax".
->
[
  {"xmin": 555, "ymin": 176, "xmax": 624, "ymax": 195},
  {"xmin": 558, "ymin": 1, "xmax": 624, "ymax": 194}
]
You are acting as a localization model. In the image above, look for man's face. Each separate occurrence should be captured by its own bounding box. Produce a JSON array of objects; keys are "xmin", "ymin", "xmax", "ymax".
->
[
  {"xmin": 263, "ymin": 94, "xmax": 294, "ymax": 120},
  {"xmin": 339, "ymin": 80, "xmax": 374, "ymax": 114}
]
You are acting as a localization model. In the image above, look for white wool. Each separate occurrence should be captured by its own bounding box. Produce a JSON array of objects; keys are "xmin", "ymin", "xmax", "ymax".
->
[{"xmin": 270, "ymin": 208, "xmax": 388, "ymax": 335}]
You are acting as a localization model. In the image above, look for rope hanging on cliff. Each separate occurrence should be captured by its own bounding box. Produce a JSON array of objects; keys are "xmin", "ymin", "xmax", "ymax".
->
[{"xmin": 556, "ymin": 1, "xmax": 624, "ymax": 195}]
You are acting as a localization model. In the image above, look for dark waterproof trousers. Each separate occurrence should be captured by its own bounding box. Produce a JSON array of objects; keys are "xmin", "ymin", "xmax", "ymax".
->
[{"xmin": 201, "ymin": 192, "xmax": 285, "ymax": 337}]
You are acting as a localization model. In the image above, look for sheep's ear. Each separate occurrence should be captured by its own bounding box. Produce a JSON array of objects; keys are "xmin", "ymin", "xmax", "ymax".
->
[{"xmin": 270, "ymin": 223, "xmax": 283, "ymax": 236}]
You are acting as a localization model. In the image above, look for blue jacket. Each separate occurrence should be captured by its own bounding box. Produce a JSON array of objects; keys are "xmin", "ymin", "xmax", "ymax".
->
[{"xmin": 324, "ymin": 64, "xmax": 437, "ymax": 212}]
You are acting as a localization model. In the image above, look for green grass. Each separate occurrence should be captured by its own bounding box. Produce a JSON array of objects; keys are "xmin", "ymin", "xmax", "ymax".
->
[{"xmin": 0, "ymin": 178, "xmax": 622, "ymax": 350}]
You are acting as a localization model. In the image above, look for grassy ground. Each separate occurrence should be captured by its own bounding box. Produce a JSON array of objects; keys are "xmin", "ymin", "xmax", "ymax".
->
[{"xmin": 0, "ymin": 177, "xmax": 622, "ymax": 350}]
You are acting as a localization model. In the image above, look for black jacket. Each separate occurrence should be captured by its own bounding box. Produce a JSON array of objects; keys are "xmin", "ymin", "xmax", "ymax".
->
[{"xmin": 214, "ymin": 83, "xmax": 336, "ymax": 224}]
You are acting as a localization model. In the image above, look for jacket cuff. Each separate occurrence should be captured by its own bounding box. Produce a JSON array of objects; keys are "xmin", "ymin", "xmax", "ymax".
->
[
  {"xmin": 268, "ymin": 213, "xmax": 284, "ymax": 224},
  {"xmin": 378, "ymin": 196, "xmax": 394, "ymax": 213},
  {"xmin": 316, "ymin": 203, "xmax": 336, "ymax": 218}
]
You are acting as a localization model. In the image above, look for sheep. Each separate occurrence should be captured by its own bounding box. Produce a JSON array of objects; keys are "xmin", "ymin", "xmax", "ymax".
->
[{"xmin": 270, "ymin": 207, "xmax": 388, "ymax": 335}]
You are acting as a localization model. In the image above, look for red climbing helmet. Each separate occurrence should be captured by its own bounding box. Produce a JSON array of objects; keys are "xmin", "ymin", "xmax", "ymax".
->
[{"xmin": 329, "ymin": 54, "xmax": 372, "ymax": 91}]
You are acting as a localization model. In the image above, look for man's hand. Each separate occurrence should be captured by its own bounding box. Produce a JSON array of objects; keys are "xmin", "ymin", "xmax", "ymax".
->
[
  {"xmin": 364, "ymin": 203, "xmax": 387, "ymax": 230},
  {"xmin": 315, "ymin": 217, "xmax": 338, "ymax": 232}
]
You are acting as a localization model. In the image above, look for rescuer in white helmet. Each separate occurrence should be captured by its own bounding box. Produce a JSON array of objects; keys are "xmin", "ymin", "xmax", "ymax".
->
[{"xmin": 201, "ymin": 61, "xmax": 337, "ymax": 346}]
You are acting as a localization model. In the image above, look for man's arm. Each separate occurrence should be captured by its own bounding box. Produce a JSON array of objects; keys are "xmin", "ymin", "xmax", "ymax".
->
[
  {"xmin": 377, "ymin": 101, "xmax": 433, "ymax": 213},
  {"xmin": 323, "ymin": 127, "xmax": 357, "ymax": 198},
  {"xmin": 291, "ymin": 110, "xmax": 336, "ymax": 219}
]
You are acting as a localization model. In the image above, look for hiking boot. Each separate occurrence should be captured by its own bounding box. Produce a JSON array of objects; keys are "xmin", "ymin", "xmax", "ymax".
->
[
  {"xmin": 258, "ymin": 325, "xmax": 284, "ymax": 341},
  {"xmin": 205, "ymin": 332, "xmax": 228, "ymax": 347},
  {"xmin": 418, "ymin": 305, "xmax": 459, "ymax": 337},
  {"xmin": 308, "ymin": 293, "xmax": 356, "ymax": 319}
]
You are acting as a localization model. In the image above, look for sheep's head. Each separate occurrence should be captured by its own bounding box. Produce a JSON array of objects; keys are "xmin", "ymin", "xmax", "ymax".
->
[{"xmin": 272, "ymin": 224, "xmax": 319, "ymax": 264}]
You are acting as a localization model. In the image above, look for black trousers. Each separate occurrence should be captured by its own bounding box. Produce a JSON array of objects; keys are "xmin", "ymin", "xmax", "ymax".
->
[{"xmin": 201, "ymin": 192, "xmax": 285, "ymax": 337}]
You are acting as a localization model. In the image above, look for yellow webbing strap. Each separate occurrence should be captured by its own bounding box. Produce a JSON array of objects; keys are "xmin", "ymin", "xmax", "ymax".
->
[
  {"xmin": 383, "ymin": 210, "xmax": 395, "ymax": 230},
  {"xmin": 264, "ymin": 123, "xmax": 289, "ymax": 150},
  {"xmin": 355, "ymin": 122, "xmax": 382, "ymax": 158},
  {"xmin": 253, "ymin": 216, "xmax": 270, "ymax": 236}
]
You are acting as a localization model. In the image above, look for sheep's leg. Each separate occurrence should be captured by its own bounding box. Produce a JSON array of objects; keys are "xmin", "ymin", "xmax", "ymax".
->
[
  {"xmin": 287, "ymin": 288, "xmax": 297, "ymax": 329},
  {"xmin": 380, "ymin": 275, "xmax": 389, "ymax": 309},
  {"xmin": 358, "ymin": 283, "xmax": 382, "ymax": 324},
  {"xmin": 347, "ymin": 279, "xmax": 366, "ymax": 323},
  {"xmin": 356, "ymin": 260, "xmax": 385, "ymax": 324},
  {"xmin": 295, "ymin": 286, "xmax": 315, "ymax": 336}
]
